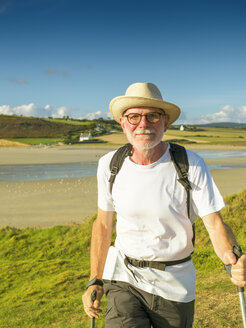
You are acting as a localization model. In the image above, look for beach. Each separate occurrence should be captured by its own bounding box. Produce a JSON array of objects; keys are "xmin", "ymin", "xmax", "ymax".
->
[{"xmin": 0, "ymin": 144, "xmax": 246, "ymax": 228}]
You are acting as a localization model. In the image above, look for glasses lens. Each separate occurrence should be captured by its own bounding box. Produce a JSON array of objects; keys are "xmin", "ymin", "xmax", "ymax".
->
[
  {"xmin": 127, "ymin": 113, "xmax": 141, "ymax": 124},
  {"xmin": 146, "ymin": 113, "xmax": 161, "ymax": 123},
  {"xmin": 126, "ymin": 112, "xmax": 162, "ymax": 125}
]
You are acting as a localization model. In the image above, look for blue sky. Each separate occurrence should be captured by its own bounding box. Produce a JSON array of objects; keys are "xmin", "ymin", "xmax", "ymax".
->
[{"xmin": 0, "ymin": 0, "xmax": 246, "ymax": 124}]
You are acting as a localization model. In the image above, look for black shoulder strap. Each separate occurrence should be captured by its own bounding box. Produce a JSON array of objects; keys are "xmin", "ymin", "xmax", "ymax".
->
[
  {"xmin": 109, "ymin": 143, "xmax": 132, "ymax": 194},
  {"xmin": 169, "ymin": 143, "xmax": 195, "ymax": 246},
  {"xmin": 169, "ymin": 143, "xmax": 192, "ymax": 218}
]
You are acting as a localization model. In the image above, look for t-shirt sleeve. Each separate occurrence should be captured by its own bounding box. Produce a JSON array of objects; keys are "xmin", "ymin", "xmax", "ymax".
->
[
  {"xmin": 189, "ymin": 153, "xmax": 225, "ymax": 218},
  {"xmin": 97, "ymin": 153, "xmax": 116, "ymax": 212}
]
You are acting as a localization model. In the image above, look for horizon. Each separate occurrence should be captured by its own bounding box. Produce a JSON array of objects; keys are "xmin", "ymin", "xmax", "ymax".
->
[
  {"xmin": 1, "ymin": 113, "xmax": 246, "ymax": 126},
  {"xmin": 0, "ymin": 0, "xmax": 246, "ymax": 124}
]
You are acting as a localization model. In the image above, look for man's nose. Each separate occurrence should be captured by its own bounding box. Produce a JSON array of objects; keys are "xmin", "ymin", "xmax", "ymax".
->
[{"xmin": 138, "ymin": 115, "xmax": 149, "ymax": 127}]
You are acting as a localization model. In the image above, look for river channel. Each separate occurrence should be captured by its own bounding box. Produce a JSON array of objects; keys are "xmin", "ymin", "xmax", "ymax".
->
[{"xmin": 1, "ymin": 149, "xmax": 246, "ymax": 182}]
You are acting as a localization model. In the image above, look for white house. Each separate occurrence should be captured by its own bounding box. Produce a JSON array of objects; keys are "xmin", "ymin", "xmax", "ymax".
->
[
  {"xmin": 180, "ymin": 125, "xmax": 188, "ymax": 131},
  {"xmin": 79, "ymin": 132, "xmax": 93, "ymax": 142}
]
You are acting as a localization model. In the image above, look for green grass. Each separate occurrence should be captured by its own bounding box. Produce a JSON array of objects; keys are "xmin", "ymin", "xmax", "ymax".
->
[
  {"xmin": 4, "ymin": 125, "xmax": 246, "ymax": 146},
  {"xmin": 8, "ymin": 138, "xmax": 62, "ymax": 145},
  {"xmin": 165, "ymin": 127, "xmax": 246, "ymax": 146},
  {"xmin": 42, "ymin": 118, "xmax": 92, "ymax": 125},
  {"xmin": 0, "ymin": 191, "xmax": 245, "ymax": 327}
]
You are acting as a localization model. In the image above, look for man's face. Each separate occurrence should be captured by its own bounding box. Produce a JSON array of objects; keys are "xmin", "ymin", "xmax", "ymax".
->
[{"xmin": 120, "ymin": 107, "xmax": 169, "ymax": 151}]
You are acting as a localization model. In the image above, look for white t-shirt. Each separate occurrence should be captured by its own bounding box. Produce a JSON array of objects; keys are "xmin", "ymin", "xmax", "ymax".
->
[{"xmin": 98, "ymin": 144, "xmax": 225, "ymax": 302}]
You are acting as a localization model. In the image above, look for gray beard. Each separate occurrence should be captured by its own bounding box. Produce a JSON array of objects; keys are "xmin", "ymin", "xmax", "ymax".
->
[{"xmin": 125, "ymin": 128, "xmax": 164, "ymax": 151}]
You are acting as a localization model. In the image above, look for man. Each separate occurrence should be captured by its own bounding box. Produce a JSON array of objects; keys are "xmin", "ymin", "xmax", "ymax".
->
[{"xmin": 82, "ymin": 82, "xmax": 246, "ymax": 327}]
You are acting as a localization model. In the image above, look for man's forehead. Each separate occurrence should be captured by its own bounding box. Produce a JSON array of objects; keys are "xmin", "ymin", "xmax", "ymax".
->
[{"xmin": 124, "ymin": 107, "xmax": 163, "ymax": 114}]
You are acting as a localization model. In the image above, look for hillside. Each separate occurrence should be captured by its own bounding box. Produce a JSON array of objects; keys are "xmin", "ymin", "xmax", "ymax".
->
[
  {"xmin": 0, "ymin": 190, "xmax": 245, "ymax": 327},
  {"xmin": 199, "ymin": 122, "xmax": 246, "ymax": 128},
  {"xmin": 0, "ymin": 115, "xmax": 87, "ymax": 138},
  {"xmin": 0, "ymin": 115, "xmax": 120, "ymax": 138}
]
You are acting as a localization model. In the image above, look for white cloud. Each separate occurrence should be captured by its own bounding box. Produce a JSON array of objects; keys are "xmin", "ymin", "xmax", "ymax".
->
[
  {"xmin": 0, "ymin": 104, "xmax": 113, "ymax": 120},
  {"xmin": 177, "ymin": 105, "xmax": 246, "ymax": 125},
  {"xmin": 79, "ymin": 110, "xmax": 112, "ymax": 120},
  {"xmin": 0, "ymin": 103, "xmax": 73, "ymax": 118},
  {"xmin": 0, "ymin": 105, "xmax": 13, "ymax": 115},
  {"xmin": 83, "ymin": 111, "xmax": 103, "ymax": 120},
  {"xmin": 55, "ymin": 106, "xmax": 70, "ymax": 118},
  {"xmin": 237, "ymin": 106, "xmax": 246, "ymax": 119},
  {"xmin": 199, "ymin": 105, "xmax": 246, "ymax": 124}
]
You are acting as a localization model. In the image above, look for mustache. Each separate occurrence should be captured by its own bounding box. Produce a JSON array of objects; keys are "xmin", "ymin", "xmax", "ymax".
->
[{"xmin": 133, "ymin": 129, "xmax": 157, "ymax": 136}]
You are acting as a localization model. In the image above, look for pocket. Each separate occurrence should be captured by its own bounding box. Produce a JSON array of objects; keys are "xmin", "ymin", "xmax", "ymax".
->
[{"xmin": 104, "ymin": 282, "xmax": 120, "ymax": 321}]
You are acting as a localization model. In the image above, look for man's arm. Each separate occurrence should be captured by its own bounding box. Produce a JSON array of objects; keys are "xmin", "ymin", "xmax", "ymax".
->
[
  {"xmin": 202, "ymin": 211, "xmax": 246, "ymax": 287},
  {"xmin": 82, "ymin": 207, "xmax": 115, "ymax": 318},
  {"xmin": 90, "ymin": 207, "xmax": 115, "ymax": 279}
]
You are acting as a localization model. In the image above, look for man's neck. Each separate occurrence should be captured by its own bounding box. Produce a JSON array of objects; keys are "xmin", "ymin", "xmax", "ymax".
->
[{"xmin": 130, "ymin": 142, "xmax": 168, "ymax": 165}]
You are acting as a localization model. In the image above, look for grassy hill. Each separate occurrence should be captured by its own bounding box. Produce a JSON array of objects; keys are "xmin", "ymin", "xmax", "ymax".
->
[
  {"xmin": 199, "ymin": 122, "xmax": 246, "ymax": 128},
  {"xmin": 0, "ymin": 115, "xmax": 86, "ymax": 138},
  {"xmin": 164, "ymin": 126, "xmax": 246, "ymax": 146},
  {"xmin": 0, "ymin": 190, "xmax": 245, "ymax": 328},
  {"xmin": 97, "ymin": 127, "xmax": 246, "ymax": 147},
  {"xmin": 1, "ymin": 115, "xmax": 246, "ymax": 146},
  {"xmin": 0, "ymin": 115, "xmax": 120, "ymax": 140}
]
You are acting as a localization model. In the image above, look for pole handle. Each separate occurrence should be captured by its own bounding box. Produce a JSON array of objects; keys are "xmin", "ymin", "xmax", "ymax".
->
[
  {"xmin": 90, "ymin": 290, "xmax": 97, "ymax": 328},
  {"xmin": 224, "ymin": 245, "xmax": 244, "ymax": 292},
  {"xmin": 91, "ymin": 290, "xmax": 97, "ymax": 302}
]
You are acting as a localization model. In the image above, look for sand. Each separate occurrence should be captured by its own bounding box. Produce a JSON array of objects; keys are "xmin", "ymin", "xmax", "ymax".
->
[
  {"xmin": 0, "ymin": 177, "xmax": 97, "ymax": 228},
  {"xmin": 0, "ymin": 144, "xmax": 115, "ymax": 165},
  {"xmin": 0, "ymin": 139, "xmax": 30, "ymax": 147},
  {"xmin": 0, "ymin": 145, "xmax": 245, "ymax": 228}
]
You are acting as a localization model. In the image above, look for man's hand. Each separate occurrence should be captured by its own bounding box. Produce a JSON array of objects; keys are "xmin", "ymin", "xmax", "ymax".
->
[
  {"xmin": 223, "ymin": 250, "xmax": 246, "ymax": 288},
  {"xmin": 82, "ymin": 285, "xmax": 104, "ymax": 319}
]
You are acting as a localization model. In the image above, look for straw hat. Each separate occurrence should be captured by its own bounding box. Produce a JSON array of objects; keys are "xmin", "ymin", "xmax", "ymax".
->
[{"xmin": 109, "ymin": 82, "xmax": 181, "ymax": 125}]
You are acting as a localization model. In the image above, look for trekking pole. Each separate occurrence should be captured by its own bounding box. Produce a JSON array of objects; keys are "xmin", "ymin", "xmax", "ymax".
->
[
  {"xmin": 90, "ymin": 290, "xmax": 97, "ymax": 328},
  {"xmin": 224, "ymin": 245, "xmax": 246, "ymax": 328}
]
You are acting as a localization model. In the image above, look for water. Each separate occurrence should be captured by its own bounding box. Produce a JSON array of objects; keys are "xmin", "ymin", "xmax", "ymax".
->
[
  {"xmin": 0, "ymin": 161, "xmax": 98, "ymax": 182},
  {"xmin": 195, "ymin": 149, "xmax": 246, "ymax": 159},
  {"xmin": 1, "ymin": 150, "xmax": 246, "ymax": 182}
]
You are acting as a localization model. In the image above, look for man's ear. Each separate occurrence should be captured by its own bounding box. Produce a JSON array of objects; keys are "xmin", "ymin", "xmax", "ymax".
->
[
  {"xmin": 164, "ymin": 114, "xmax": 170, "ymax": 131},
  {"xmin": 119, "ymin": 117, "xmax": 126, "ymax": 133}
]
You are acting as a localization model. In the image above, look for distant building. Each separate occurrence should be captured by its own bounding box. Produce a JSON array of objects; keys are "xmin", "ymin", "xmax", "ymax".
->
[
  {"xmin": 95, "ymin": 125, "xmax": 104, "ymax": 132},
  {"xmin": 79, "ymin": 132, "xmax": 93, "ymax": 142},
  {"xmin": 180, "ymin": 125, "xmax": 188, "ymax": 131}
]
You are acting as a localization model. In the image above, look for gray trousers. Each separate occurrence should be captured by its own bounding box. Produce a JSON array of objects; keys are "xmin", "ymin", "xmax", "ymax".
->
[{"xmin": 103, "ymin": 280, "xmax": 194, "ymax": 328}]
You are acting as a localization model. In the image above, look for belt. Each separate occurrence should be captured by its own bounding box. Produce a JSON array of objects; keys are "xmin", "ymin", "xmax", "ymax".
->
[{"xmin": 124, "ymin": 255, "xmax": 192, "ymax": 281}]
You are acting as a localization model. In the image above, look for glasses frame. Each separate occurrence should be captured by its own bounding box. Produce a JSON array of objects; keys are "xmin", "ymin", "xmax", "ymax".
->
[{"xmin": 123, "ymin": 112, "xmax": 165, "ymax": 125}]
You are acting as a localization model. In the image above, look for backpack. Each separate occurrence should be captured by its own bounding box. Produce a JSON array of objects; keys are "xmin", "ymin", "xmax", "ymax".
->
[{"xmin": 108, "ymin": 143, "xmax": 195, "ymax": 246}]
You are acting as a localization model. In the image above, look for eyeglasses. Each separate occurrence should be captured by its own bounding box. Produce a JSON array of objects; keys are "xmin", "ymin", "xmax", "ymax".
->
[{"xmin": 124, "ymin": 112, "xmax": 164, "ymax": 125}]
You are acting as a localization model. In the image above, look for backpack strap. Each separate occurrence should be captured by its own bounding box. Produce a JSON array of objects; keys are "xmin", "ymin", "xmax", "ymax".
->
[
  {"xmin": 109, "ymin": 143, "xmax": 132, "ymax": 194},
  {"xmin": 169, "ymin": 143, "xmax": 192, "ymax": 218},
  {"xmin": 169, "ymin": 143, "xmax": 195, "ymax": 246}
]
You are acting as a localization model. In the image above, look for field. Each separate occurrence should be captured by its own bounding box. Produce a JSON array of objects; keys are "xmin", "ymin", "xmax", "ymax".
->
[
  {"xmin": 165, "ymin": 127, "xmax": 246, "ymax": 145},
  {"xmin": 96, "ymin": 127, "xmax": 246, "ymax": 146},
  {"xmin": 1, "ymin": 117, "xmax": 246, "ymax": 146},
  {"xmin": 42, "ymin": 118, "xmax": 92, "ymax": 125},
  {"xmin": 0, "ymin": 115, "xmax": 120, "ymax": 140},
  {"xmin": 0, "ymin": 190, "xmax": 245, "ymax": 328},
  {"xmin": 7, "ymin": 138, "xmax": 62, "ymax": 145}
]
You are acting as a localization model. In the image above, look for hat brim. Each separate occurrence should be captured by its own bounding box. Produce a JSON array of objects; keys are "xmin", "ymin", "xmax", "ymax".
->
[{"xmin": 110, "ymin": 96, "xmax": 180, "ymax": 125}]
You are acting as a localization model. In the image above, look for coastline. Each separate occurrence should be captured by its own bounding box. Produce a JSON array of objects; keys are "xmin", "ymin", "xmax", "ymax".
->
[
  {"xmin": 1, "ymin": 143, "xmax": 246, "ymax": 165},
  {"xmin": 0, "ymin": 144, "xmax": 245, "ymax": 228}
]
